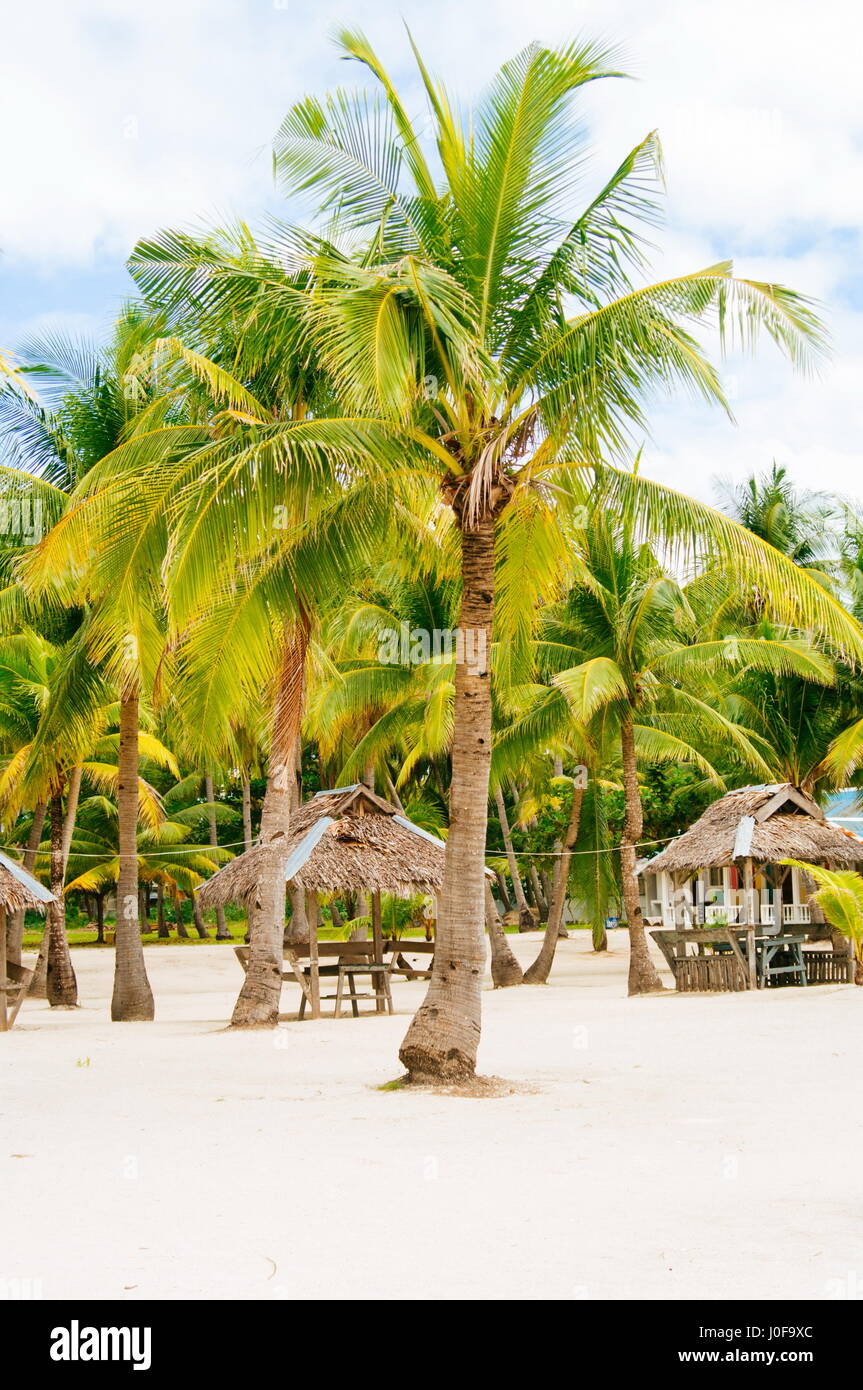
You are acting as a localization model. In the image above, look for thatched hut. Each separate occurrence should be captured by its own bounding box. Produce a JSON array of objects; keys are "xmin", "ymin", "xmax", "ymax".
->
[
  {"xmin": 0, "ymin": 849, "xmax": 54, "ymax": 1031},
  {"xmin": 638, "ymin": 783, "xmax": 863, "ymax": 931},
  {"xmin": 198, "ymin": 784, "xmax": 447, "ymax": 910},
  {"xmin": 198, "ymin": 784, "xmax": 452, "ymax": 1019}
]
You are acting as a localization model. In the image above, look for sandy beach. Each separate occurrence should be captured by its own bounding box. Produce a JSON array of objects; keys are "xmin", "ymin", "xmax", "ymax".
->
[{"xmin": 2, "ymin": 932, "xmax": 861, "ymax": 1302}]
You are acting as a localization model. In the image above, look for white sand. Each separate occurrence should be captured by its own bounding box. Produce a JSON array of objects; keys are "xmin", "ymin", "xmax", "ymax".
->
[{"xmin": 2, "ymin": 931, "xmax": 861, "ymax": 1302}]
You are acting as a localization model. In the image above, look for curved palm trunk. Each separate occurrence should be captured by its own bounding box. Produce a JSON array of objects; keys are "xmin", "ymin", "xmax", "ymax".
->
[
  {"xmin": 156, "ymin": 884, "xmax": 168, "ymax": 939},
  {"xmin": 111, "ymin": 689, "xmax": 155, "ymax": 1020},
  {"xmin": 46, "ymin": 790, "xmax": 77, "ymax": 1007},
  {"xmin": 484, "ymin": 880, "xmax": 523, "ymax": 987},
  {"xmin": 620, "ymin": 717, "xmax": 663, "ymax": 995},
  {"xmin": 400, "ymin": 516, "xmax": 495, "ymax": 1080},
  {"xmin": 61, "ymin": 763, "xmax": 83, "ymax": 864},
  {"xmin": 529, "ymin": 864, "xmax": 548, "ymax": 921},
  {"xmin": 231, "ymin": 623, "xmax": 308, "ymax": 1028},
  {"xmin": 494, "ymin": 786, "xmax": 531, "ymax": 927},
  {"xmin": 205, "ymin": 773, "xmax": 231, "ymax": 939},
  {"xmin": 524, "ymin": 784, "xmax": 585, "ymax": 985},
  {"xmin": 494, "ymin": 869, "xmax": 512, "ymax": 912},
  {"xmin": 241, "ymin": 768, "xmax": 253, "ymax": 850},
  {"xmin": 191, "ymin": 893, "xmax": 208, "ymax": 939}
]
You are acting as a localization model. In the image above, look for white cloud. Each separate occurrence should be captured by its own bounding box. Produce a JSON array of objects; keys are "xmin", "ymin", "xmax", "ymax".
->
[{"xmin": 1, "ymin": 0, "xmax": 860, "ymax": 497}]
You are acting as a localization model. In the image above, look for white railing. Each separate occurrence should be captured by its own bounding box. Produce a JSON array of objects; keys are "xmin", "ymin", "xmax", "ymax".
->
[
  {"xmin": 782, "ymin": 903, "xmax": 810, "ymax": 925},
  {"xmin": 705, "ymin": 903, "xmax": 741, "ymax": 924},
  {"xmin": 761, "ymin": 903, "xmax": 810, "ymax": 927}
]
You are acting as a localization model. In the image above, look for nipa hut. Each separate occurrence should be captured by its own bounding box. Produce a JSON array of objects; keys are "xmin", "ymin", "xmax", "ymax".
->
[
  {"xmin": 197, "ymin": 784, "xmax": 452, "ymax": 1019},
  {"xmin": 0, "ymin": 849, "xmax": 55, "ymax": 1031},
  {"xmin": 638, "ymin": 782, "xmax": 863, "ymax": 931},
  {"xmin": 198, "ymin": 784, "xmax": 447, "ymax": 909}
]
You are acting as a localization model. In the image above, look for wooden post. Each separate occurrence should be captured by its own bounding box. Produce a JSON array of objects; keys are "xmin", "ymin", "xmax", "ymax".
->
[
  {"xmin": 743, "ymin": 857, "xmax": 758, "ymax": 990},
  {"xmin": 371, "ymin": 890, "xmax": 384, "ymax": 1013},
  {"xmin": 0, "ymin": 904, "xmax": 7, "ymax": 1031}
]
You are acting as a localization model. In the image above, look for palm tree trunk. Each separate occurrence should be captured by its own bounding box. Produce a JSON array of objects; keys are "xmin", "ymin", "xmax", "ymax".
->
[
  {"xmin": 524, "ymin": 784, "xmax": 585, "ymax": 985},
  {"xmin": 540, "ymin": 868, "xmax": 554, "ymax": 915},
  {"xmin": 190, "ymin": 893, "xmax": 207, "ymax": 939},
  {"xmin": 285, "ymin": 881, "xmax": 309, "ymax": 943},
  {"xmin": 61, "ymin": 763, "xmax": 83, "ymax": 864},
  {"xmin": 204, "ymin": 773, "xmax": 231, "ymax": 940},
  {"xmin": 351, "ymin": 892, "xmax": 369, "ymax": 939},
  {"xmin": 400, "ymin": 515, "xmax": 495, "ymax": 1080},
  {"xmin": 241, "ymin": 768, "xmax": 253, "ymax": 850},
  {"xmin": 385, "ymin": 774, "xmax": 406, "ymax": 814},
  {"xmin": 111, "ymin": 688, "xmax": 155, "ymax": 1020},
  {"xmin": 96, "ymin": 893, "xmax": 105, "ymax": 944},
  {"xmin": 529, "ymin": 865, "xmax": 548, "ymax": 920},
  {"xmin": 620, "ymin": 716, "xmax": 663, "ymax": 995},
  {"xmin": 494, "ymin": 786, "xmax": 531, "ymax": 926},
  {"xmin": 484, "ymin": 880, "xmax": 523, "ymax": 987},
  {"xmin": 156, "ymin": 884, "xmax": 168, "ymax": 939},
  {"xmin": 231, "ymin": 622, "xmax": 308, "ymax": 1027},
  {"xmin": 494, "ymin": 869, "xmax": 511, "ymax": 912},
  {"xmin": 9, "ymin": 801, "xmax": 46, "ymax": 973},
  {"xmin": 46, "ymin": 790, "xmax": 77, "ymax": 1007}
]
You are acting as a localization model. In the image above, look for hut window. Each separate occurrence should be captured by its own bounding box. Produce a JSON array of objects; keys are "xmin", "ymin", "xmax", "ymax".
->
[{"xmin": 708, "ymin": 868, "xmax": 723, "ymax": 888}]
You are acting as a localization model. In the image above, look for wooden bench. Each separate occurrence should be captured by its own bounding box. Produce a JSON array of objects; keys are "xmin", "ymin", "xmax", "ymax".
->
[
  {"xmin": 385, "ymin": 940, "xmax": 435, "ymax": 981},
  {"xmin": 234, "ymin": 939, "xmax": 435, "ymax": 981},
  {"xmin": 234, "ymin": 938, "xmax": 436, "ymax": 1018}
]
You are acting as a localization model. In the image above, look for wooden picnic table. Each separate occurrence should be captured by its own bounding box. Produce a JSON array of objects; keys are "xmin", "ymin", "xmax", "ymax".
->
[
  {"xmin": 234, "ymin": 937, "xmax": 435, "ymax": 1019},
  {"xmin": 651, "ymin": 925, "xmax": 809, "ymax": 991}
]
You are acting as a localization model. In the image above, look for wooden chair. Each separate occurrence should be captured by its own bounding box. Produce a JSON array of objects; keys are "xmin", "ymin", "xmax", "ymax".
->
[{"xmin": 333, "ymin": 960, "xmax": 395, "ymax": 1018}]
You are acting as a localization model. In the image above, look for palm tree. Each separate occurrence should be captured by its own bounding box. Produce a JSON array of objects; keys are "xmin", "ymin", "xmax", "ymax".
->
[
  {"xmin": 42, "ymin": 34, "xmax": 856, "ymax": 1063},
  {"xmin": 0, "ymin": 628, "xmax": 112, "ymax": 1005},
  {"xmin": 715, "ymin": 462, "xmax": 838, "ymax": 574},
  {"xmin": 63, "ymin": 788, "xmax": 231, "ymax": 933},
  {"xmin": 258, "ymin": 29, "xmax": 852, "ymax": 1074},
  {"xmin": 33, "ymin": 244, "xmax": 421, "ymax": 1026},
  {"xmin": 8, "ymin": 309, "xmax": 175, "ymax": 1019},
  {"xmin": 499, "ymin": 514, "xmax": 836, "ymax": 991}
]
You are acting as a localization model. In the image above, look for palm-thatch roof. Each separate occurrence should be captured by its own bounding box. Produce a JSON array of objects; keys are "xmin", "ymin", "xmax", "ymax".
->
[
  {"xmin": 643, "ymin": 783, "xmax": 863, "ymax": 877},
  {"xmin": 0, "ymin": 850, "xmax": 54, "ymax": 914},
  {"xmin": 197, "ymin": 785, "xmax": 448, "ymax": 909}
]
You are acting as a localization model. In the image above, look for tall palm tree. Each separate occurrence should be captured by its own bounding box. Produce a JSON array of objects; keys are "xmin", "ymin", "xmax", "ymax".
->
[
  {"xmin": 262, "ymin": 30, "xmax": 855, "ymax": 1073},
  {"xmin": 11, "ymin": 309, "xmax": 174, "ymax": 1019}
]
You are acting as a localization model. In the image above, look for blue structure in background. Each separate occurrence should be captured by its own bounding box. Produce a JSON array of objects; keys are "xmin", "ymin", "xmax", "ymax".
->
[{"xmin": 824, "ymin": 789, "xmax": 863, "ymax": 829}]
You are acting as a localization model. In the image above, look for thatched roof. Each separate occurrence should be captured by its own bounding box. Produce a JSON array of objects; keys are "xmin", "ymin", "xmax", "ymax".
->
[
  {"xmin": 643, "ymin": 783, "xmax": 863, "ymax": 876},
  {"xmin": 0, "ymin": 850, "xmax": 54, "ymax": 913},
  {"xmin": 197, "ymin": 785, "xmax": 448, "ymax": 909}
]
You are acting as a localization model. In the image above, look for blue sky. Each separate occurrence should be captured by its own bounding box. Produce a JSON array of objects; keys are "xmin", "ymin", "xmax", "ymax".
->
[{"xmin": 2, "ymin": 0, "xmax": 861, "ymax": 501}]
